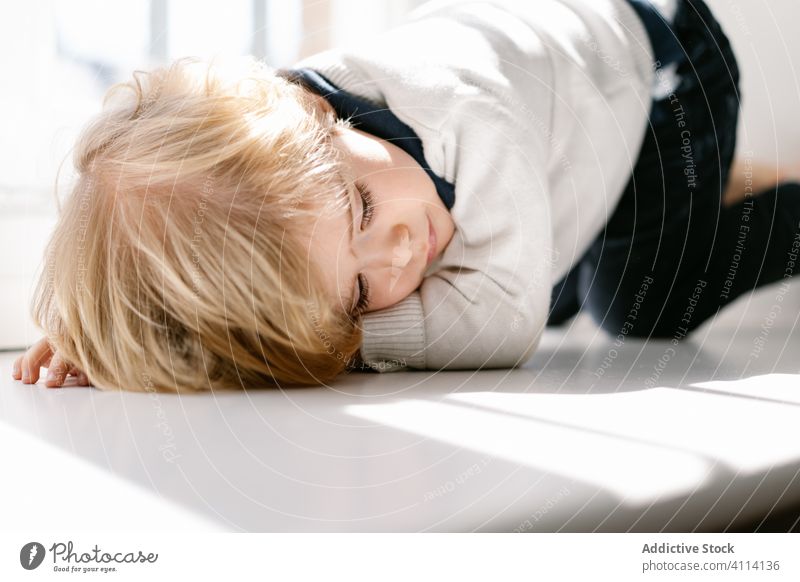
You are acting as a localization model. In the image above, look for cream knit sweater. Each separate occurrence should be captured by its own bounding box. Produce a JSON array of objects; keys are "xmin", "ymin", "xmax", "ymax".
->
[{"xmin": 294, "ymin": 0, "xmax": 656, "ymax": 372}]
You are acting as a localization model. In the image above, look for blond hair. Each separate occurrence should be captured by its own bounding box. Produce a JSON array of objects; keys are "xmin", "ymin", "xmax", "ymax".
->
[{"xmin": 32, "ymin": 56, "xmax": 363, "ymax": 392}]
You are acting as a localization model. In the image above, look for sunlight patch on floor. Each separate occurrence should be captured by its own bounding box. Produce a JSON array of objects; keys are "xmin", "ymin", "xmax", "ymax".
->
[{"xmin": 346, "ymin": 398, "xmax": 711, "ymax": 504}]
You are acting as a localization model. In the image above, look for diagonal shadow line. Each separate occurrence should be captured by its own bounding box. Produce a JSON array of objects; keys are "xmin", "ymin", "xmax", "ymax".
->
[
  {"xmin": 437, "ymin": 395, "xmax": 800, "ymax": 529},
  {"xmin": 439, "ymin": 392, "xmax": 797, "ymax": 465},
  {"xmin": 412, "ymin": 396, "xmax": 800, "ymax": 531},
  {"xmin": 673, "ymin": 383, "xmax": 800, "ymax": 408}
]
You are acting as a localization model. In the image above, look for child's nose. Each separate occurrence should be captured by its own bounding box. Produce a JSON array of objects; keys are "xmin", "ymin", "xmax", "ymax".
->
[
  {"xmin": 389, "ymin": 224, "xmax": 413, "ymax": 269},
  {"xmin": 354, "ymin": 224, "xmax": 414, "ymax": 270}
]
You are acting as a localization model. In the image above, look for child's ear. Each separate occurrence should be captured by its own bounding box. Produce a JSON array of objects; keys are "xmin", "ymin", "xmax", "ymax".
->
[{"xmin": 305, "ymin": 90, "xmax": 336, "ymax": 121}]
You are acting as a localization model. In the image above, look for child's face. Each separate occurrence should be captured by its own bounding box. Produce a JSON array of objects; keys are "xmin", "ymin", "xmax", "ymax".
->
[{"xmin": 308, "ymin": 126, "xmax": 455, "ymax": 316}]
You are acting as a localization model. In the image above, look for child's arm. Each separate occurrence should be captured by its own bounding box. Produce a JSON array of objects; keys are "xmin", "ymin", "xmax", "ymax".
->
[
  {"xmin": 295, "ymin": 2, "xmax": 560, "ymax": 372},
  {"xmin": 357, "ymin": 96, "xmax": 553, "ymax": 373},
  {"xmin": 358, "ymin": 275, "xmax": 547, "ymax": 373}
]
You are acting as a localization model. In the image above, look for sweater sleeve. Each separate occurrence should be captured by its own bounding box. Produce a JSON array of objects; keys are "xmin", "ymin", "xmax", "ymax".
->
[{"xmin": 358, "ymin": 92, "xmax": 554, "ymax": 373}]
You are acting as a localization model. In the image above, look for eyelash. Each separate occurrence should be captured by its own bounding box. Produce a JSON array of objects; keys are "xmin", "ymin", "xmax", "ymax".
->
[
  {"xmin": 353, "ymin": 182, "xmax": 374, "ymax": 316},
  {"xmin": 357, "ymin": 182, "xmax": 374, "ymax": 229},
  {"xmin": 355, "ymin": 273, "xmax": 370, "ymax": 316}
]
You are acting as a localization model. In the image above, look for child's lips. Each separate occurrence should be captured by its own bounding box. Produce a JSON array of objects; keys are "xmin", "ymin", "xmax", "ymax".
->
[{"xmin": 426, "ymin": 217, "xmax": 437, "ymax": 266}]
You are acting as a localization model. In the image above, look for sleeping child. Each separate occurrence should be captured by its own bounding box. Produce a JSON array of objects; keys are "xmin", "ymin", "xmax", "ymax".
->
[{"xmin": 12, "ymin": 0, "xmax": 800, "ymax": 391}]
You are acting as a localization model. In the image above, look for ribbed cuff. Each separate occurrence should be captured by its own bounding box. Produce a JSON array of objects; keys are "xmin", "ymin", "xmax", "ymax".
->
[{"xmin": 359, "ymin": 292, "xmax": 426, "ymax": 373}]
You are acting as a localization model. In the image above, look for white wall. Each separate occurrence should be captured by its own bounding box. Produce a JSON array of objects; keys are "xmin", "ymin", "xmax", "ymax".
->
[{"xmin": 705, "ymin": 0, "xmax": 800, "ymax": 164}]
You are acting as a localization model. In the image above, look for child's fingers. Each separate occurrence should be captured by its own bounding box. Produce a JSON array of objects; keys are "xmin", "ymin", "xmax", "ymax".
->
[
  {"xmin": 14, "ymin": 337, "xmax": 89, "ymax": 388},
  {"xmin": 12, "ymin": 355, "xmax": 23, "ymax": 380},
  {"xmin": 70, "ymin": 367, "xmax": 93, "ymax": 386},
  {"xmin": 20, "ymin": 337, "xmax": 53, "ymax": 384},
  {"xmin": 44, "ymin": 352, "xmax": 70, "ymax": 388}
]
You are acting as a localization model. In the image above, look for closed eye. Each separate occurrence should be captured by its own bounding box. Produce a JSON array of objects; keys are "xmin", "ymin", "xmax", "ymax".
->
[
  {"xmin": 354, "ymin": 273, "xmax": 370, "ymax": 316},
  {"xmin": 351, "ymin": 181, "xmax": 374, "ymax": 317},
  {"xmin": 357, "ymin": 181, "xmax": 374, "ymax": 229}
]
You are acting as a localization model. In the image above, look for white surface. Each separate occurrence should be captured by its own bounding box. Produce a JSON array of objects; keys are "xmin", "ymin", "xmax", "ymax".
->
[
  {"xmin": 2, "ymin": 281, "xmax": 799, "ymax": 532},
  {"xmin": 705, "ymin": 0, "xmax": 800, "ymax": 162},
  {"xmin": 0, "ymin": 422, "xmax": 221, "ymax": 532}
]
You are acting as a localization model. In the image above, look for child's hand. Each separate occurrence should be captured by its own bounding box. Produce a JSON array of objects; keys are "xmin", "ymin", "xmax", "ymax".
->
[{"xmin": 11, "ymin": 337, "xmax": 91, "ymax": 388}]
